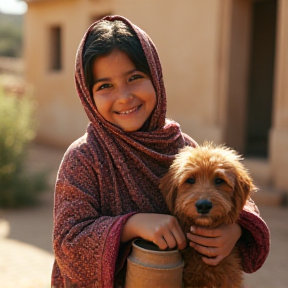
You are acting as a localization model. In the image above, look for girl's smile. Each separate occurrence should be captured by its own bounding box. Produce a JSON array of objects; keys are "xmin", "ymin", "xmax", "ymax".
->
[
  {"xmin": 114, "ymin": 104, "xmax": 142, "ymax": 115},
  {"xmin": 92, "ymin": 49, "xmax": 157, "ymax": 132}
]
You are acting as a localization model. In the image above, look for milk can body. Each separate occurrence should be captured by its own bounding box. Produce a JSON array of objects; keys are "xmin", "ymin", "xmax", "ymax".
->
[{"xmin": 125, "ymin": 239, "xmax": 184, "ymax": 288}]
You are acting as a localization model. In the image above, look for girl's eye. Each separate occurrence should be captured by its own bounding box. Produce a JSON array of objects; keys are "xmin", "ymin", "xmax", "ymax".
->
[
  {"xmin": 97, "ymin": 83, "xmax": 112, "ymax": 91},
  {"xmin": 129, "ymin": 74, "xmax": 144, "ymax": 82}
]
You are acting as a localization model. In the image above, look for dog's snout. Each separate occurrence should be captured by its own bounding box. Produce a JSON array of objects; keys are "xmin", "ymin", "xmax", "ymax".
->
[{"xmin": 195, "ymin": 199, "xmax": 213, "ymax": 214}]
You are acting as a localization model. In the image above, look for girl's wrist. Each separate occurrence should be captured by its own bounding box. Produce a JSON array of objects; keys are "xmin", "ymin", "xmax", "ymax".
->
[{"xmin": 121, "ymin": 213, "xmax": 140, "ymax": 243}]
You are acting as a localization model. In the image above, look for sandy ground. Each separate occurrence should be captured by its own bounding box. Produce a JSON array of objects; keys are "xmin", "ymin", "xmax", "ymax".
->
[{"xmin": 0, "ymin": 144, "xmax": 287, "ymax": 288}]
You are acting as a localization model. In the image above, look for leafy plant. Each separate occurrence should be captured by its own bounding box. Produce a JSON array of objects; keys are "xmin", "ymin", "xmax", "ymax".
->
[{"xmin": 0, "ymin": 86, "xmax": 47, "ymax": 207}]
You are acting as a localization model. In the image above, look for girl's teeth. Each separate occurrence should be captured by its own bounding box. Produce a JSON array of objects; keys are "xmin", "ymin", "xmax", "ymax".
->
[{"xmin": 118, "ymin": 106, "xmax": 138, "ymax": 115}]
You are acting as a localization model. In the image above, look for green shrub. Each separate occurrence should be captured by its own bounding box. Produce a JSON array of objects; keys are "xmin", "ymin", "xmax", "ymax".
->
[{"xmin": 0, "ymin": 86, "xmax": 47, "ymax": 207}]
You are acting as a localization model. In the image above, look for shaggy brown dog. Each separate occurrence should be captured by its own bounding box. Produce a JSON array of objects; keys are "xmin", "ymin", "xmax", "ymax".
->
[{"xmin": 159, "ymin": 142, "xmax": 257, "ymax": 288}]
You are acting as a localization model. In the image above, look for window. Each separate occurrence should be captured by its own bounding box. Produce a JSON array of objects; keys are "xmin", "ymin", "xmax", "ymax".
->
[{"xmin": 49, "ymin": 26, "xmax": 62, "ymax": 71}]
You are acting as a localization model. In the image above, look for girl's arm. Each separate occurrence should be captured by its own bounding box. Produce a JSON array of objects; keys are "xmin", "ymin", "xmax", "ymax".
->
[
  {"xmin": 52, "ymin": 146, "xmax": 133, "ymax": 288},
  {"xmin": 53, "ymin": 180, "xmax": 132, "ymax": 288}
]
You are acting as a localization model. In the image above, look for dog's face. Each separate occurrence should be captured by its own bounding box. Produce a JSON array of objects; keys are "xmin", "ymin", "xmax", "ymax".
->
[{"xmin": 159, "ymin": 143, "xmax": 256, "ymax": 228}]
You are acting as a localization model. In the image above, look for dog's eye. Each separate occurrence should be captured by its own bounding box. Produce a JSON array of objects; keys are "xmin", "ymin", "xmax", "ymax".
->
[
  {"xmin": 214, "ymin": 178, "xmax": 225, "ymax": 185},
  {"xmin": 186, "ymin": 177, "xmax": 195, "ymax": 184}
]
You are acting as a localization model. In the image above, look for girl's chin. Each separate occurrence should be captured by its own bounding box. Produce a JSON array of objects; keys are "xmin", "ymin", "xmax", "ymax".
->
[{"xmin": 115, "ymin": 121, "xmax": 146, "ymax": 132}]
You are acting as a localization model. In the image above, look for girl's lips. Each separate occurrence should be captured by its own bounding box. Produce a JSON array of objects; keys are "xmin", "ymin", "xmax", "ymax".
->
[{"xmin": 115, "ymin": 105, "xmax": 142, "ymax": 115}]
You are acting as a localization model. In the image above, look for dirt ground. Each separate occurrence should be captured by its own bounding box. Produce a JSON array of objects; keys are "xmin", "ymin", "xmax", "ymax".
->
[{"xmin": 0, "ymin": 144, "xmax": 287, "ymax": 288}]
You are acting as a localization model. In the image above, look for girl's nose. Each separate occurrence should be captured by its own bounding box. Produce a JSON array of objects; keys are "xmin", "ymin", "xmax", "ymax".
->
[{"xmin": 117, "ymin": 87, "xmax": 134, "ymax": 104}]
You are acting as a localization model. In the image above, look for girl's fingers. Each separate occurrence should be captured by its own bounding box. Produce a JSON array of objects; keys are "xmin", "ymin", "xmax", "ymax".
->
[
  {"xmin": 190, "ymin": 225, "xmax": 220, "ymax": 237},
  {"xmin": 162, "ymin": 232, "xmax": 178, "ymax": 249},
  {"xmin": 162, "ymin": 219, "xmax": 187, "ymax": 250},
  {"xmin": 159, "ymin": 229, "xmax": 184, "ymax": 250},
  {"xmin": 173, "ymin": 227, "xmax": 187, "ymax": 250},
  {"xmin": 189, "ymin": 239, "xmax": 218, "ymax": 256},
  {"xmin": 188, "ymin": 234, "xmax": 226, "ymax": 266},
  {"xmin": 154, "ymin": 227, "xmax": 186, "ymax": 250},
  {"xmin": 187, "ymin": 232, "xmax": 220, "ymax": 248},
  {"xmin": 153, "ymin": 236, "xmax": 169, "ymax": 250}
]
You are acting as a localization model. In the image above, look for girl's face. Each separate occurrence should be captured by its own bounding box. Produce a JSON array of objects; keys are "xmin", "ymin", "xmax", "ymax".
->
[{"xmin": 92, "ymin": 49, "xmax": 157, "ymax": 132}]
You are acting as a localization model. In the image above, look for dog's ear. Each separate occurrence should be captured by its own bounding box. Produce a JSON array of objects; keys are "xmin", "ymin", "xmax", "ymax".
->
[
  {"xmin": 159, "ymin": 165, "xmax": 179, "ymax": 213},
  {"xmin": 233, "ymin": 168, "xmax": 257, "ymax": 212}
]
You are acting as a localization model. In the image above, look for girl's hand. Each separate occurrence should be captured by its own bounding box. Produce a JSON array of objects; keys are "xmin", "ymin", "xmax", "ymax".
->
[
  {"xmin": 186, "ymin": 223, "xmax": 242, "ymax": 266},
  {"xmin": 121, "ymin": 213, "xmax": 187, "ymax": 250}
]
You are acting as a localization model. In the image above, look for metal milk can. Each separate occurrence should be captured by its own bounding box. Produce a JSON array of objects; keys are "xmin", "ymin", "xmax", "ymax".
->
[{"xmin": 125, "ymin": 239, "xmax": 184, "ymax": 288}]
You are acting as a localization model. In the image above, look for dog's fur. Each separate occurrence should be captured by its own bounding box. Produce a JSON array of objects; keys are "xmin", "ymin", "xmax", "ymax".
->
[{"xmin": 159, "ymin": 142, "xmax": 257, "ymax": 288}]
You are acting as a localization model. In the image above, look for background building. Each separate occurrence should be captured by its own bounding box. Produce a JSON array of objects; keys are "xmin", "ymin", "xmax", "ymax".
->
[{"xmin": 23, "ymin": 0, "xmax": 288, "ymax": 192}]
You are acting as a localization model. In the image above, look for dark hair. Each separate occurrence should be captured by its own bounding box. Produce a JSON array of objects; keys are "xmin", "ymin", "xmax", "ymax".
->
[{"xmin": 83, "ymin": 20, "xmax": 151, "ymax": 96}]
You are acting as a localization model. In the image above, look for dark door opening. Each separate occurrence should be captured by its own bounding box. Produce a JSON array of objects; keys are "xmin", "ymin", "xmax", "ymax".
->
[{"xmin": 245, "ymin": 0, "xmax": 277, "ymax": 157}]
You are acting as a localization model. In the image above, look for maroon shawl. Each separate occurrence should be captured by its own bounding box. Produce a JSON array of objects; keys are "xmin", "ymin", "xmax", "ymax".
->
[{"xmin": 52, "ymin": 15, "xmax": 270, "ymax": 288}]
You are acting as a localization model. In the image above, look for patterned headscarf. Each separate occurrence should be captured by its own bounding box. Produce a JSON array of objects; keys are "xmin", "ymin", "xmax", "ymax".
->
[{"xmin": 74, "ymin": 15, "xmax": 196, "ymax": 181}]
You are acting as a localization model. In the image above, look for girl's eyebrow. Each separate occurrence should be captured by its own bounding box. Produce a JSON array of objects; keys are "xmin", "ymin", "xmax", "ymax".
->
[
  {"xmin": 93, "ymin": 77, "xmax": 109, "ymax": 85},
  {"xmin": 93, "ymin": 69, "xmax": 140, "ymax": 85}
]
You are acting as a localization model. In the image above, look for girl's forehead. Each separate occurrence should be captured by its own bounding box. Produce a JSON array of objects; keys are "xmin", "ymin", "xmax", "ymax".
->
[{"xmin": 92, "ymin": 50, "xmax": 136, "ymax": 78}]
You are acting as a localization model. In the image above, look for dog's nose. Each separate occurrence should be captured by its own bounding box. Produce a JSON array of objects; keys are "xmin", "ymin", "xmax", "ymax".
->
[{"xmin": 195, "ymin": 199, "xmax": 213, "ymax": 214}]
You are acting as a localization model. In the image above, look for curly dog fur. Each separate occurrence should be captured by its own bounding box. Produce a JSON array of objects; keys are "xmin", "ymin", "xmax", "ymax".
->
[{"xmin": 159, "ymin": 142, "xmax": 257, "ymax": 288}]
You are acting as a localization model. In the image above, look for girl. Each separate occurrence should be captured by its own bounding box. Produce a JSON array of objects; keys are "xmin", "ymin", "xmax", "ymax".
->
[{"xmin": 52, "ymin": 15, "xmax": 270, "ymax": 288}]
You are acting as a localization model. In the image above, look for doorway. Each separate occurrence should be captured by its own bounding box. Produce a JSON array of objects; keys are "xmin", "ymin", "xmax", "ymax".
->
[
  {"xmin": 223, "ymin": 0, "xmax": 277, "ymax": 157},
  {"xmin": 245, "ymin": 0, "xmax": 277, "ymax": 157}
]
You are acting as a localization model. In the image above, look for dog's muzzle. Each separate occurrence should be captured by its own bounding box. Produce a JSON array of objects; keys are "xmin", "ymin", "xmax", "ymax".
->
[{"xmin": 195, "ymin": 199, "xmax": 213, "ymax": 214}]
